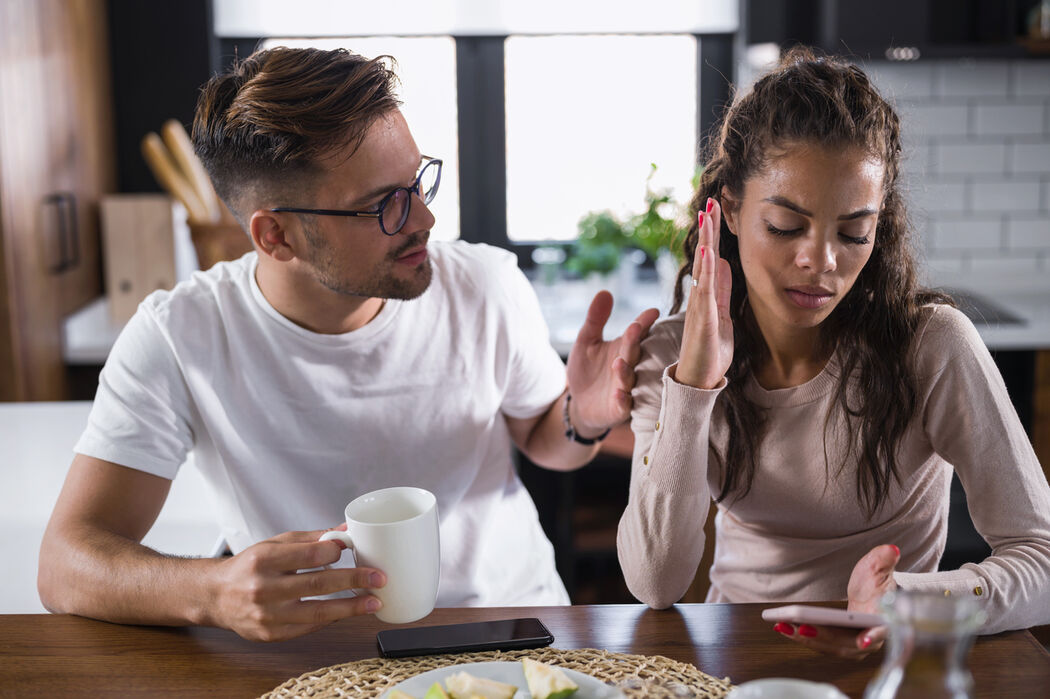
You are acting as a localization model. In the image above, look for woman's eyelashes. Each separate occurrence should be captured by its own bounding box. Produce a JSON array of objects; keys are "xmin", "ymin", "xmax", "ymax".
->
[
  {"xmin": 763, "ymin": 222, "xmax": 871, "ymax": 246},
  {"xmin": 765, "ymin": 223, "xmax": 803, "ymax": 237}
]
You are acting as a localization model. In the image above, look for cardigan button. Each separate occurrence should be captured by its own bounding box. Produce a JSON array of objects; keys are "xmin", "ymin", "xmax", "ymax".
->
[
  {"xmin": 974, "ymin": 586, "xmax": 983, "ymax": 596},
  {"xmin": 643, "ymin": 455, "xmax": 649, "ymax": 465},
  {"xmin": 655, "ymin": 421, "xmax": 660, "ymax": 431},
  {"xmin": 943, "ymin": 590, "xmax": 951, "ymax": 597}
]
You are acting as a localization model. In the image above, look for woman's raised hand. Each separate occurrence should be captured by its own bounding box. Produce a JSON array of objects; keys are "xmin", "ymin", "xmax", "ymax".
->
[{"xmin": 675, "ymin": 197, "xmax": 734, "ymax": 389}]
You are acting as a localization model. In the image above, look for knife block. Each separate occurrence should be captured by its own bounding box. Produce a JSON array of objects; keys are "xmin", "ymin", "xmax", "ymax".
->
[
  {"xmin": 189, "ymin": 219, "xmax": 252, "ymax": 271},
  {"xmin": 100, "ymin": 194, "xmax": 188, "ymax": 324}
]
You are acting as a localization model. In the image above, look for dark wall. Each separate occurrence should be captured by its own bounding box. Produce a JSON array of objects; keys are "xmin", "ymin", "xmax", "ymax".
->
[{"xmin": 106, "ymin": 0, "xmax": 219, "ymax": 193}]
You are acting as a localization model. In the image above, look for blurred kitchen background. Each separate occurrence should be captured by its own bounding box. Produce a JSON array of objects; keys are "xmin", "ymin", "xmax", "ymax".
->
[{"xmin": 2, "ymin": 0, "xmax": 1049, "ymax": 612}]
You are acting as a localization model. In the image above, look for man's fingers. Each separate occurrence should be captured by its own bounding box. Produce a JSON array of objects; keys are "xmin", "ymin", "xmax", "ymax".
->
[
  {"xmin": 616, "ymin": 308, "xmax": 659, "ymax": 363},
  {"xmin": 633, "ymin": 307, "xmax": 660, "ymax": 335},
  {"xmin": 286, "ymin": 594, "xmax": 383, "ymax": 627},
  {"xmin": 267, "ymin": 529, "xmax": 334, "ymax": 544},
  {"xmin": 611, "ymin": 355, "xmax": 633, "ymax": 390},
  {"xmin": 245, "ymin": 540, "xmax": 347, "ymax": 573},
  {"xmin": 576, "ymin": 290, "xmax": 614, "ymax": 345},
  {"xmin": 273, "ymin": 566, "xmax": 386, "ymax": 601}
]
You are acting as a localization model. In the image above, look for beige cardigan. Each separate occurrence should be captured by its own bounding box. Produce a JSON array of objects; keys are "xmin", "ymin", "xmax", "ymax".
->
[{"xmin": 617, "ymin": 304, "xmax": 1050, "ymax": 634}]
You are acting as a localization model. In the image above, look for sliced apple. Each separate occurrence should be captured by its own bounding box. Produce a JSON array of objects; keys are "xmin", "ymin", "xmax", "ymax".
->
[
  {"xmin": 521, "ymin": 658, "xmax": 578, "ymax": 699},
  {"xmin": 423, "ymin": 682, "xmax": 451, "ymax": 699},
  {"xmin": 444, "ymin": 671, "xmax": 517, "ymax": 699}
]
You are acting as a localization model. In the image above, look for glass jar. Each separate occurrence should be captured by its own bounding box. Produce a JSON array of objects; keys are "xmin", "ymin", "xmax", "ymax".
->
[{"xmin": 863, "ymin": 590, "xmax": 986, "ymax": 699}]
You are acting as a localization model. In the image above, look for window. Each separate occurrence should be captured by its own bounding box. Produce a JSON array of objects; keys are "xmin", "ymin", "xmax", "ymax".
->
[
  {"xmin": 504, "ymin": 35, "xmax": 697, "ymax": 242},
  {"xmin": 261, "ymin": 37, "xmax": 461, "ymax": 241}
]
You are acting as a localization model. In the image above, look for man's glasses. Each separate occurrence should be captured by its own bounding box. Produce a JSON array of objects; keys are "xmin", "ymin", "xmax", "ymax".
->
[{"xmin": 270, "ymin": 156, "xmax": 442, "ymax": 236}]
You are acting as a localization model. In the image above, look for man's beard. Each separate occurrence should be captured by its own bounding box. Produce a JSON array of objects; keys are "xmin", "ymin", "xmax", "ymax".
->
[{"xmin": 301, "ymin": 222, "xmax": 432, "ymax": 300}]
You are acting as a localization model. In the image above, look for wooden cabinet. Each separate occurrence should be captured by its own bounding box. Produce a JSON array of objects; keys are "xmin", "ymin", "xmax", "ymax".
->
[{"xmin": 0, "ymin": 0, "xmax": 115, "ymax": 400}]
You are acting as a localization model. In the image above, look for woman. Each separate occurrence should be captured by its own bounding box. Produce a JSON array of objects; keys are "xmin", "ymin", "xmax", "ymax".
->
[{"xmin": 616, "ymin": 48, "xmax": 1050, "ymax": 657}]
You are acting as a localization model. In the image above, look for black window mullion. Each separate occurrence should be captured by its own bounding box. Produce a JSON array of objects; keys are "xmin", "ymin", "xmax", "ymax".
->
[
  {"xmin": 455, "ymin": 37, "xmax": 515, "ymax": 256},
  {"xmin": 696, "ymin": 33, "xmax": 735, "ymax": 165}
]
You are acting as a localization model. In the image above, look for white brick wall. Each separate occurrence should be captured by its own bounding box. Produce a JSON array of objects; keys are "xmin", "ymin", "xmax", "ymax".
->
[
  {"xmin": 869, "ymin": 58, "xmax": 1050, "ymax": 275},
  {"xmin": 1007, "ymin": 217, "xmax": 1050, "ymax": 251},
  {"xmin": 974, "ymin": 103, "xmax": 1045, "ymax": 136},
  {"xmin": 934, "ymin": 142, "xmax": 1009, "ymax": 175},
  {"xmin": 934, "ymin": 61, "xmax": 1010, "ymax": 99},
  {"xmin": 973, "ymin": 179, "xmax": 1042, "ymax": 211}
]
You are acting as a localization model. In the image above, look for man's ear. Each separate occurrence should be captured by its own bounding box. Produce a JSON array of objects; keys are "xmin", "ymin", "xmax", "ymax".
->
[
  {"xmin": 249, "ymin": 210, "xmax": 296, "ymax": 262},
  {"xmin": 720, "ymin": 186, "xmax": 741, "ymax": 237}
]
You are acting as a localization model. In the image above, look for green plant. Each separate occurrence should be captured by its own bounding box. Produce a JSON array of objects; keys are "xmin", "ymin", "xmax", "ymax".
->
[
  {"xmin": 564, "ymin": 164, "xmax": 696, "ymax": 277},
  {"xmin": 563, "ymin": 210, "xmax": 630, "ymax": 277}
]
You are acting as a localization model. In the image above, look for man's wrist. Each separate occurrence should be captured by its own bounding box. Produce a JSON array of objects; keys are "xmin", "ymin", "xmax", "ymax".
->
[{"xmin": 563, "ymin": 392, "xmax": 610, "ymax": 445}]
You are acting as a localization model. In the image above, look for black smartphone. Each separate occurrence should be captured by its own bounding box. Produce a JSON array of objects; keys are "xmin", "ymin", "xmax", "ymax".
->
[{"xmin": 376, "ymin": 617, "xmax": 554, "ymax": 658}]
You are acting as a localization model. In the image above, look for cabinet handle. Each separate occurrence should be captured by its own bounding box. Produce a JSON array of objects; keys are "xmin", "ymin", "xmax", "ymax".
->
[{"xmin": 43, "ymin": 192, "xmax": 79, "ymax": 273}]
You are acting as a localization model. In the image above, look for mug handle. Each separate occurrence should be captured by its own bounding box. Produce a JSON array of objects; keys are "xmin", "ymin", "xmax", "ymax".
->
[
  {"xmin": 317, "ymin": 530, "xmax": 367, "ymax": 597},
  {"xmin": 318, "ymin": 529, "xmax": 355, "ymax": 550}
]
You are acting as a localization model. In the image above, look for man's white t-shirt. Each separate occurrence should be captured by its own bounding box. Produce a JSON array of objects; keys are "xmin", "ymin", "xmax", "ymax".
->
[{"xmin": 75, "ymin": 241, "xmax": 570, "ymax": 606}]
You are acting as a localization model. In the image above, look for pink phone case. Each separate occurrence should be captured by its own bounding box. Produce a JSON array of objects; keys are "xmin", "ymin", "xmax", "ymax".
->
[{"xmin": 761, "ymin": 605, "xmax": 885, "ymax": 629}]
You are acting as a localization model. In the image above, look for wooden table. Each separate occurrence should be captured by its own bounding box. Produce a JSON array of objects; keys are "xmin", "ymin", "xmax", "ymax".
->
[{"xmin": 1, "ymin": 605, "xmax": 1047, "ymax": 698}]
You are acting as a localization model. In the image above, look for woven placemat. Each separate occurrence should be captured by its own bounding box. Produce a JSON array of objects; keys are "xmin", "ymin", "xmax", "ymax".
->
[{"xmin": 261, "ymin": 647, "xmax": 733, "ymax": 698}]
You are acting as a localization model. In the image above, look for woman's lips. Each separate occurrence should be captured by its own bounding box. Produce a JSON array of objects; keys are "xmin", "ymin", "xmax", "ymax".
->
[
  {"xmin": 786, "ymin": 288, "xmax": 834, "ymax": 309},
  {"xmin": 395, "ymin": 248, "xmax": 428, "ymax": 266}
]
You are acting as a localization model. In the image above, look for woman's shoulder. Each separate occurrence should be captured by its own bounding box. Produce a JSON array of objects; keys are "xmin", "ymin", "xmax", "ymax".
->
[
  {"xmin": 640, "ymin": 311, "xmax": 686, "ymax": 361},
  {"xmin": 915, "ymin": 302, "xmax": 980, "ymax": 345},
  {"xmin": 910, "ymin": 302, "xmax": 984, "ymax": 373}
]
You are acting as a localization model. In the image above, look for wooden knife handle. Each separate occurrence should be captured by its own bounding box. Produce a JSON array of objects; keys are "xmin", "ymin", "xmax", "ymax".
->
[
  {"xmin": 141, "ymin": 132, "xmax": 209, "ymax": 224},
  {"xmin": 161, "ymin": 119, "xmax": 222, "ymax": 223}
]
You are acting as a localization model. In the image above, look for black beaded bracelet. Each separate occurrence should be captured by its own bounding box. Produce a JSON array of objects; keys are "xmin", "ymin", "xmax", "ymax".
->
[{"xmin": 563, "ymin": 392, "xmax": 611, "ymax": 445}]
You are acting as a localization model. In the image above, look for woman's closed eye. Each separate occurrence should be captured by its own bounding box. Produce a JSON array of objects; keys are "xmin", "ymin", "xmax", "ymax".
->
[
  {"xmin": 840, "ymin": 232, "xmax": 871, "ymax": 245},
  {"xmin": 765, "ymin": 222, "xmax": 871, "ymax": 246},
  {"xmin": 765, "ymin": 223, "xmax": 804, "ymax": 237}
]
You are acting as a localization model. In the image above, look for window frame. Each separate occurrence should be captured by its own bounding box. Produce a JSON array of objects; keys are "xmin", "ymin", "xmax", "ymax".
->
[{"xmin": 219, "ymin": 33, "xmax": 735, "ymax": 269}]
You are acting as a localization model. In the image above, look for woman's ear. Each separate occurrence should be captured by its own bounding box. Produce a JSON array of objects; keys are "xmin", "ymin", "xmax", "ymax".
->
[{"xmin": 719, "ymin": 186, "xmax": 740, "ymax": 237}]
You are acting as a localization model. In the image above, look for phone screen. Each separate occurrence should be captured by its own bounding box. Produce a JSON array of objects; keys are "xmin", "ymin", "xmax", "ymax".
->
[{"xmin": 376, "ymin": 618, "xmax": 554, "ymax": 658}]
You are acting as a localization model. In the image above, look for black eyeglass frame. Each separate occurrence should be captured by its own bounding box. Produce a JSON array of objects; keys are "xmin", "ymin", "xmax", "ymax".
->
[{"xmin": 269, "ymin": 156, "xmax": 442, "ymax": 236}]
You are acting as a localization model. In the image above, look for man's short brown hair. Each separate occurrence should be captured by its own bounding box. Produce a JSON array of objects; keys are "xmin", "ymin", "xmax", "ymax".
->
[{"xmin": 192, "ymin": 46, "xmax": 400, "ymax": 220}]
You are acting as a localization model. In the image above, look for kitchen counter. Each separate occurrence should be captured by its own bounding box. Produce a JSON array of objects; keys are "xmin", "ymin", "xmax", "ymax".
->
[
  {"xmin": 535, "ymin": 276, "xmax": 1050, "ymax": 356},
  {"xmin": 63, "ymin": 273, "xmax": 1050, "ymax": 364},
  {"xmin": 0, "ymin": 401, "xmax": 219, "ymax": 613}
]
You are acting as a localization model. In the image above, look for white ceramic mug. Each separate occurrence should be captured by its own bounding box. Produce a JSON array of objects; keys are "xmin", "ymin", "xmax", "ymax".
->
[{"xmin": 319, "ymin": 486, "xmax": 440, "ymax": 624}]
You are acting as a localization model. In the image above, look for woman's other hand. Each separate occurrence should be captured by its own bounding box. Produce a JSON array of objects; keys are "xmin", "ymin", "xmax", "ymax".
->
[
  {"xmin": 773, "ymin": 544, "xmax": 900, "ymax": 658},
  {"xmin": 675, "ymin": 198, "xmax": 734, "ymax": 389}
]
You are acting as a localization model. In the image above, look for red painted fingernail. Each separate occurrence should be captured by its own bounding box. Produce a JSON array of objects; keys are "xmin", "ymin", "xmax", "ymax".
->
[
  {"xmin": 773, "ymin": 622, "xmax": 794, "ymax": 636},
  {"xmin": 700, "ymin": 246, "xmax": 705, "ymax": 259},
  {"xmin": 698, "ymin": 211, "xmax": 705, "ymax": 226},
  {"xmin": 861, "ymin": 636, "xmax": 872, "ymax": 649},
  {"xmin": 706, "ymin": 198, "xmax": 714, "ymax": 213},
  {"xmin": 799, "ymin": 625, "xmax": 818, "ymax": 638},
  {"xmin": 890, "ymin": 545, "xmax": 900, "ymax": 557}
]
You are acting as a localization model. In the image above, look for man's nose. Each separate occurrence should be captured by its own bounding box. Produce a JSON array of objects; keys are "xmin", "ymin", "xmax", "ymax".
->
[{"xmin": 401, "ymin": 190, "xmax": 436, "ymax": 234}]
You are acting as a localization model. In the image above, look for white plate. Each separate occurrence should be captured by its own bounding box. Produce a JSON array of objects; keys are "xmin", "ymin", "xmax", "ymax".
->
[
  {"xmin": 385, "ymin": 660, "xmax": 626, "ymax": 698},
  {"xmin": 726, "ymin": 678, "xmax": 848, "ymax": 699}
]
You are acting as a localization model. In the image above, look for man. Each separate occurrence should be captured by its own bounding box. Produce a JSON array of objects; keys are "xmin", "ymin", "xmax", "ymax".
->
[{"xmin": 38, "ymin": 47, "xmax": 658, "ymax": 641}]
